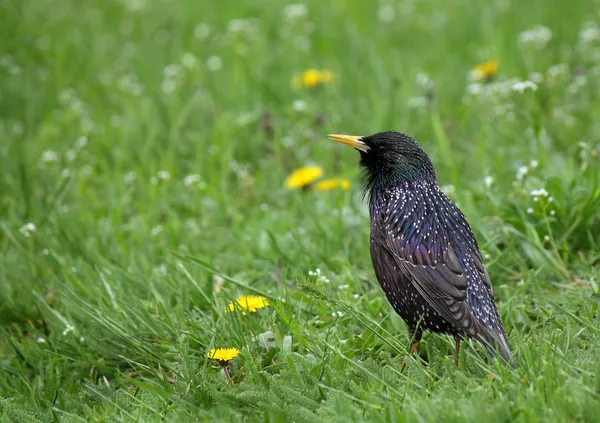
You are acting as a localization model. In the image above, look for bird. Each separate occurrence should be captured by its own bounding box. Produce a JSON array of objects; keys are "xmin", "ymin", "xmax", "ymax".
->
[{"xmin": 329, "ymin": 131, "xmax": 511, "ymax": 365}]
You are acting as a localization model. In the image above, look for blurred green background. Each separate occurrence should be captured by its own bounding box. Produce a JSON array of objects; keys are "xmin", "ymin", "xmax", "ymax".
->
[{"xmin": 1, "ymin": 0, "xmax": 600, "ymax": 421}]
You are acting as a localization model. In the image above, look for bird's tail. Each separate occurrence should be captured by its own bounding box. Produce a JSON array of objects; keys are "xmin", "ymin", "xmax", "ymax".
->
[{"xmin": 476, "ymin": 324, "xmax": 513, "ymax": 365}]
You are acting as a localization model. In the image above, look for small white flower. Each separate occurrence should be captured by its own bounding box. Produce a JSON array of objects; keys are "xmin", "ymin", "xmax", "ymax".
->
[
  {"xmin": 19, "ymin": 222, "xmax": 36, "ymax": 237},
  {"xmin": 550, "ymin": 210, "xmax": 556, "ymax": 216},
  {"xmin": 153, "ymin": 263, "xmax": 167, "ymax": 276},
  {"xmin": 283, "ymin": 3, "xmax": 308, "ymax": 21},
  {"xmin": 124, "ymin": 171, "xmax": 136, "ymax": 184},
  {"xmin": 181, "ymin": 53, "xmax": 198, "ymax": 69},
  {"xmin": 441, "ymin": 184, "xmax": 455, "ymax": 196},
  {"xmin": 579, "ymin": 22, "xmax": 600, "ymax": 44},
  {"xmin": 528, "ymin": 72, "xmax": 544, "ymax": 84},
  {"xmin": 206, "ymin": 56, "xmax": 222, "ymax": 72},
  {"xmin": 157, "ymin": 170, "xmax": 171, "ymax": 181},
  {"xmin": 184, "ymin": 174, "xmax": 201, "ymax": 186},
  {"xmin": 530, "ymin": 188, "xmax": 548, "ymax": 197},
  {"xmin": 61, "ymin": 168, "xmax": 70, "ymax": 178},
  {"xmin": 163, "ymin": 64, "xmax": 181, "ymax": 78},
  {"xmin": 544, "ymin": 235, "xmax": 551, "ymax": 242},
  {"xmin": 353, "ymin": 294, "xmax": 360, "ymax": 299},
  {"xmin": 36, "ymin": 337, "xmax": 46, "ymax": 343},
  {"xmin": 43, "ymin": 249, "xmax": 49, "ymax": 255},
  {"xmin": 408, "ymin": 96, "xmax": 428, "ymax": 109},
  {"xmin": 292, "ymin": 99, "xmax": 306, "ymax": 112},
  {"xmin": 42, "ymin": 151, "xmax": 60, "ymax": 163},
  {"xmin": 194, "ymin": 23, "xmax": 211, "ymax": 40},
  {"xmin": 512, "ymin": 80, "xmax": 538, "ymax": 93},
  {"xmin": 377, "ymin": 5, "xmax": 396, "ymax": 23},
  {"xmin": 62, "ymin": 324, "xmax": 75, "ymax": 336},
  {"xmin": 548, "ymin": 196, "xmax": 553, "ymax": 203},
  {"xmin": 331, "ymin": 311, "xmax": 344, "ymax": 317},
  {"xmin": 151, "ymin": 225, "xmax": 163, "ymax": 236},
  {"xmin": 516, "ymin": 166, "xmax": 528, "ymax": 181},
  {"xmin": 529, "ymin": 160, "xmax": 539, "ymax": 169},
  {"xmin": 416, "ymin": 72, "xmax": 433, "ymax": 89},
  {"xmin": 338, "ymin": 284, "xmax": 349, "ymax": 290},
  {"xmin": 466, "ymin": 83, "xmax": 483, "ymax": 95},
  {"xmin": 518, "ymin": 25, "xmax": 552, "ymax": 49},
  {"xmin": 484, "ymin": 176, "xmax": 494, "ymax": 188},
  {"xmin": 527, "ymin": 208, "xmax": 534, "ymax": 214}
]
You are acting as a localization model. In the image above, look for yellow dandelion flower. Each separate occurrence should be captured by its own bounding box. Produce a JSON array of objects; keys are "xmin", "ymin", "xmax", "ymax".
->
[
  {"xmin": 470, "ymin": 59, "xmax": 499, "ymax": 81},
  {"xmin": 314, "ymin": 178, "xmax": 351, "ymax": 191},
  {"xmin": 207, "ymin": 347, "xmax": 240, "ymax": 362},
  {"xmin": 292, "ymin": 69, "xmax": 334, "ymax": 89},
  {"xmin": 284, "ymin": 166, "xmax": 323, "ymax": 189},
  {"xmin": 228, "ymin": 295, "xmax": 270, "ymax": 313}
]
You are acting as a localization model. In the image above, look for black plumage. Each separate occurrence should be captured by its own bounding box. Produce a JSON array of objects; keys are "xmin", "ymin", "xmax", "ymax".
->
[{"xmin": 329, "ymin": 131, "xmax": 511, "ymax": 364}]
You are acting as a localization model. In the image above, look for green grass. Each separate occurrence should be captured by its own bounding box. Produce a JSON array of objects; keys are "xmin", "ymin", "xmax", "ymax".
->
[{"xmin": 2, "ymin": 0, "xmax": 600, "ymax": 421}]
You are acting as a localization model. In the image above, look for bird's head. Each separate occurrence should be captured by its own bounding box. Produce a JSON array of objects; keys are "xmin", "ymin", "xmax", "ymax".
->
[{"xmin": 329, "ymin": 131, "xmax": 436, "ymax": 190}]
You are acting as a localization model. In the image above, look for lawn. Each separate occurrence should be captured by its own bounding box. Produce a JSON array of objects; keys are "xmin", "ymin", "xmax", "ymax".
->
[{"xmin": 2, "ymin": 0, "xmax": 600, "ymax": 421}]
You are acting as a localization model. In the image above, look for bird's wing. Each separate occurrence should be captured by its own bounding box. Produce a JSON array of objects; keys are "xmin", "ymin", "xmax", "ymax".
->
[{"xmin": 371, "ymin": 210, "xmax": 485, "ymax": 338}]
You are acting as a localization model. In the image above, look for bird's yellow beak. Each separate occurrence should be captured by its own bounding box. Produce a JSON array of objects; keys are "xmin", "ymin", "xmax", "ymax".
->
[{"xmin": 328, "ymin": 134, "xmax": 370, "ymax": 153}]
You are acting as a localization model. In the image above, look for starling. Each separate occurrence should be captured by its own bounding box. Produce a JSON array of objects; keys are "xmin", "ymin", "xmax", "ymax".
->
[{"xmin": 329, "ymin": 131, "xmax": 511, "ymax": 364}]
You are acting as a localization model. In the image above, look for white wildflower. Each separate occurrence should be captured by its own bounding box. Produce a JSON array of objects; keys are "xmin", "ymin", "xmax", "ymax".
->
[
  {"xmin": 579, "ymin": 22, "xmax": 600, "ymax": 44},
  {"xmin": 157, "ymin": 170, "xmax": 171, "ymax": 181},
  {"xmin": 163, "ymin": 64, "xmax": 181, "ymax": 78},
  {"xmin": 338, "ymin": 284, "xmax": 349, "ymax": 290},
  {"xmin": 518, "ymin": 25, "xmax": 552, "ymax": 49},
  {"xmin": 331, "ymin": 311, "xmax": 344, "ymax": 317},
  {"xmin": 184, "ymin": 174, "xmax": 201, "ymax": 186},
  {"xmin": 206, "ymin": 56, "xmax": 222, "ymax": 72},
  {"xmin": 19, "ymin": 222, "xmax": 36, "ymax": 237},
  {"xmin": 528, "ymin": 72, "xmax": 544, "ymax": 84},
  {"xmin": 527, "ymin": 208, "xmax": 534, "ymax": 214},
  {"xmin": 292, "ymin": 99, "xmax": 306, "ymax": 112},
  {"xmin": 283, "ymin": 3, "xmax": 308, "ymax": 21},
  {"xmin": 516, "ymin": 166, "xmax": 528, "ymax": 180},
  {"xmin": 416, "ymin": 72, "xmax": 433, "ymax": 89},
  {"xmin": 544, "ymin": 235, "xmax": 551, "ymax": 242},
  {"xmin": 441, "ymin": 184, "xmax": 455, "ymax": 196},
  {"xmin": 484, "ymin": 176, "xmax": 494, "ymax": 188},
  {"xmin": 408, "ymin": 96, "xmax": 428, "ymax": 109},
  {"xmin": 124, "ymin": 171, "xmax": 136, "ymax": 184},
  {"xmin": 194, "ymin": 23, "xmax": 210, "ymax": 40},
  {"xmin": 353, "ymin": 294, "xmax": 360, "ymax": 299},
  {"xmin": 377, "ymin": 5, "xmax": 396, "ymax": 23},
  {"xmin": 62, "ymin": 324, "xmax": 75, "ymax": 336},
  {"xmin": 36, "ymin": 337, "xmax": 46, "ymax": 343},
  {"xmin": 512, "ymin": 80, "xmax": 538, "ymax": 93},
  {"xmin": 530, "ymin": 188, "xmax": 548, "ymax": 197},
  {"xmin": 181, "ymin": 53, "xmax": 198, "ymax": 69},
  {"xmin": 529, "ymin": 160, "xmax": 539, "ymax": 169},
  {"xmin": 42, "ymin": 151, "xmax": 60, "ymax": 163},
  {"xmin": 549, "ymin": 210, "xmax": 556, "ymax": 216},
  {"xmin": 151, "ymin": 225, "xmax": 163, "ymax": 236}
]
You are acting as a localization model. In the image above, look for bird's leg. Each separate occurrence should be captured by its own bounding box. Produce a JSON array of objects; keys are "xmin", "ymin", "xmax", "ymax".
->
[
  {"xmin": 454, "ymin": 336, "xmax": 461, "ymax": 368},
  {"xmin": 401, "ymin": 327, "xmax": 423, "ymax": 368},
  {"xmin": 409, "ymin": 341, "xmax": 420, "ymax": 355}
]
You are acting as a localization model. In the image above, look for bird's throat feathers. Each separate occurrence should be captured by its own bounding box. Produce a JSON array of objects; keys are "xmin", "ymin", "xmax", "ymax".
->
[{"xmin": 360, "ymin": 157, "xmax": 436, "ymax": 206}]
